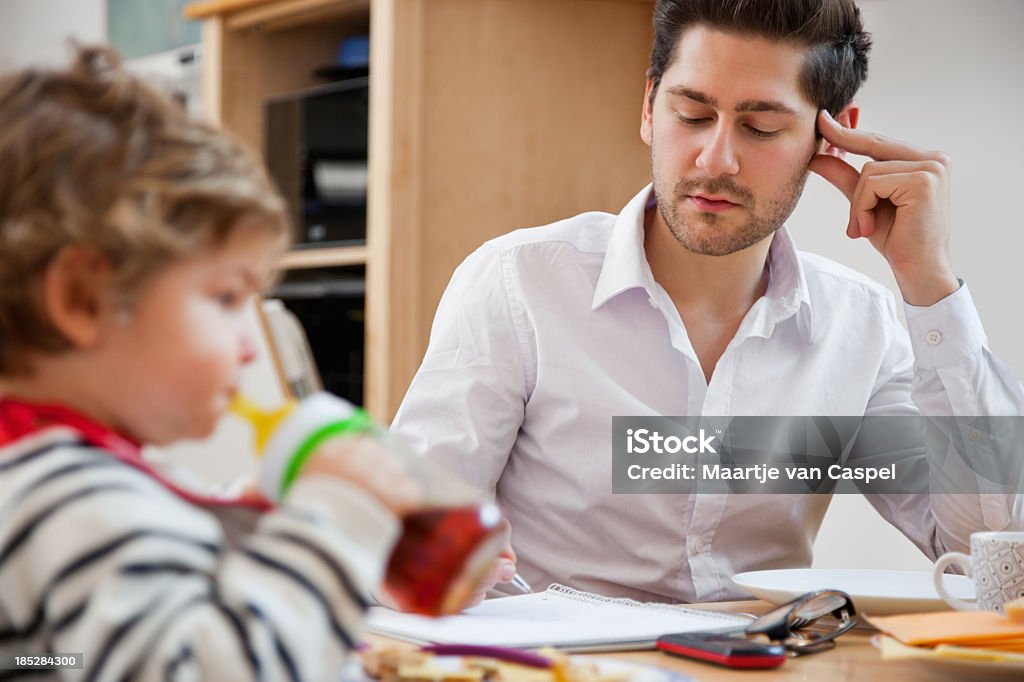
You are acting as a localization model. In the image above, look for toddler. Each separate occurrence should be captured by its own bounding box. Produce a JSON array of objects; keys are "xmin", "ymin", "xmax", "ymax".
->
[{"xmin": 0, "ymin": 46, "xmax": 418, "ymax": 680}]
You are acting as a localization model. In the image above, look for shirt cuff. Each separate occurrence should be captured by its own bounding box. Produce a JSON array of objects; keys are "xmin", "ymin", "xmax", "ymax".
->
[{"xmin": 903, "ymin": 280, "xmax": 988, "ymax": 370}]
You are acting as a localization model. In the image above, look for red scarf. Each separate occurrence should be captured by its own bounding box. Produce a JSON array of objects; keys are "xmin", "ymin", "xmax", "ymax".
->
[{"xmin": 0, "ymin": 398, "xmax": 272, "ymax": 512}]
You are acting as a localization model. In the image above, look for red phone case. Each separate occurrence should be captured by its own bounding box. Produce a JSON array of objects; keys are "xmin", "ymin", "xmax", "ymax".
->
[{"xmin": 657, "ymin": 633, "xmax": 787, "ymax": 669}]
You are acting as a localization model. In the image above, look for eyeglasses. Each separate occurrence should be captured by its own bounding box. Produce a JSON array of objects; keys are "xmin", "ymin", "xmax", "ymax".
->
[{"xmin": 744, "ymin": 590, "xmax": 857, "ymax": 655}]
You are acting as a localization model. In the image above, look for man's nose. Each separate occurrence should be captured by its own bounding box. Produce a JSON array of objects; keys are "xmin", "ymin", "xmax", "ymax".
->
[{"xmin": 696, "ymin": 121, "xmax": 740, "ymax": 177}]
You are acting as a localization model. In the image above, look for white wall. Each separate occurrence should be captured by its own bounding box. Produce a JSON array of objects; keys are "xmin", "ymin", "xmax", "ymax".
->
[
  {"xmin": 0, "ymin": 0, "xmax": 106, "ymax": 69},
  {"xmin": 801, "ymin": 0, "xmax": 1024, "ymax": 570}
]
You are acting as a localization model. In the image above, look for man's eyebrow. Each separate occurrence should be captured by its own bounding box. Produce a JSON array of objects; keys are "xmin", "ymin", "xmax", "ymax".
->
[
  {"xmin": 664, "ymin": 85, "xmax": 798, "ymax": 116},
  {"xmin": 735, "ymin": 99, "xmax": 798, "ymax": 116},
  {"xmin": 665, "ymin": 85, "xmax": 717, "ymax": 107}
]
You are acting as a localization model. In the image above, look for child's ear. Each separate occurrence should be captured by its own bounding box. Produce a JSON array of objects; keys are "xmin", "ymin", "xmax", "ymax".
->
[{"xmin": 43, "ymin": 246, "xmax": 117, "ymax": 348}]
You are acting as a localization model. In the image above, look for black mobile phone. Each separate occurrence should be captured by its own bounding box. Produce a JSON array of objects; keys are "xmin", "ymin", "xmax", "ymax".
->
[{"xmin": 656, "ymin": 632, "xmax": 787, "ymax": 669}]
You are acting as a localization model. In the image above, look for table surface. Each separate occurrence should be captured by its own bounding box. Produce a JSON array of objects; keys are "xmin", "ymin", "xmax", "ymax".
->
[
  {"xmin": 369, "ymin": 599, "xmax": 927, "ymax": 682},
  {"xmin": 374, "ymin": 598, "xmax": 937, "ymax": 675},
  {"xmin": 587, "ymin": 600, "xmax": 915, "ymax": 681}
]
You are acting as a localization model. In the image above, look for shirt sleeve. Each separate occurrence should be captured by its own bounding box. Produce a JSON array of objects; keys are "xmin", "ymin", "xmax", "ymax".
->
[
  {"xmin": 0, "ymin": 443, "xmax": 399, "ymax": 681},
  {"xmin": 904, "ymin": 282, "xmax": 1024, "ymax": 415},
  {"xmin": 390, "ymin": 243, "xmax": 529, "ymax": 495},
  {"xmin": 904, "ymin": 282, "xmax": 1024, "ymax": 539},
  {"xmin": 857, "ymin": 283, "xmax": 1024, "ymax": 559}
]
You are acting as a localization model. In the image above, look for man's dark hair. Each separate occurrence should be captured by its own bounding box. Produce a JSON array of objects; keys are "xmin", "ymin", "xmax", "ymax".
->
[{"xmin": 648, "ymin": 0, "xmax": 872, "ymax": 116}]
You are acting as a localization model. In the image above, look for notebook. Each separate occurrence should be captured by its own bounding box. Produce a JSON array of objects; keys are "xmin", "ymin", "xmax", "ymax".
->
[{"xmin": 367, "ymin": 584, "xmax": 753, "ymax": 652}]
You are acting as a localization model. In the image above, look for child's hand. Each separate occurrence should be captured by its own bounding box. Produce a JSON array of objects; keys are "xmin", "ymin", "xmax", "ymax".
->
[{"xmin": 297, "ymin": 435, "xmax": 422, "ymax": 516}]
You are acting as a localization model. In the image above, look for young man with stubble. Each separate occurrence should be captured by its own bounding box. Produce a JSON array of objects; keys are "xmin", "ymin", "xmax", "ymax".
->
[{"xmin": 393, "ymin": 0, "xmax": 1024, "ymax": 603}]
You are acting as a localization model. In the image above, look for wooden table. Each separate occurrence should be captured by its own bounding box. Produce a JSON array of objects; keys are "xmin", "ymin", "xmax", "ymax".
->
[
  {"xmin": 596, "ymin": 600, "xmax": 916, "ymax": 681},
  {"xmin": 370, "ymin": 600, "xmax": 922, "ymax": 682}
]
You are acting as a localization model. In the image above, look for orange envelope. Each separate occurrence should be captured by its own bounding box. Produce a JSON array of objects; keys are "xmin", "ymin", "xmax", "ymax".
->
[{"xmin": 867, "ymin": 611, "xmax": 1024, "ymax": 647}]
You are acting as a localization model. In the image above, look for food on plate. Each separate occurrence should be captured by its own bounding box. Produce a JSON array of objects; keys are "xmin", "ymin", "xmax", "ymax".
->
[{"xmin": 358, "ymin": 644, "xmax": 631, "ymax": 682}]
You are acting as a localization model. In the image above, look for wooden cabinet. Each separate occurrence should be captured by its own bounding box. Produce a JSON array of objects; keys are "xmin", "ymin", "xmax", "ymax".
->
[{"xmin": 187, "ymin": 0, "xmax": 653, "ymax": 421}]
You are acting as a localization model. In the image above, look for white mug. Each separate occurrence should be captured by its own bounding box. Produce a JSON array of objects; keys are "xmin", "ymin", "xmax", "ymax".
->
[{"xmin": 933, "ymin": 532, "xmax": 1024, "ymax": 612}]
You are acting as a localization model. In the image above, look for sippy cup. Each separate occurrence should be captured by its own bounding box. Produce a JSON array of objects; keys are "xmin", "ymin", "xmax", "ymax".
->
[{"xmin": 231, "ymin": 392, "xmax": 506, "ymax": 616}]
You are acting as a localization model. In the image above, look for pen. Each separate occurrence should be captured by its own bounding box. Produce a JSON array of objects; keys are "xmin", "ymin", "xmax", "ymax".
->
[{"xmin": 509, "ymin": 572, "xmax": 533, "ymax": 594}]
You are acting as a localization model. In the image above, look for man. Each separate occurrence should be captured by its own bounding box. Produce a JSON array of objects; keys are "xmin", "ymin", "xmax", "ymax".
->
[{"xmin": 392, "ymin": 0, "xmax": 1024, "ymax": 602}]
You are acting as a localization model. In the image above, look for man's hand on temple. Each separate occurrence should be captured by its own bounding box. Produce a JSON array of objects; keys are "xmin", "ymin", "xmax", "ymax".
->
[{"xmin": 809, "ymin": 109, "xmax": 960, "ymax": 307}]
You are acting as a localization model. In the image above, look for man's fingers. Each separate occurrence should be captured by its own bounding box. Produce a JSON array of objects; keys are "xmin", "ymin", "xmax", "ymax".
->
[
  {"xmin": 817, "ymin": 109, "xmax": 933, "ymax": 162},
  {"xmin": 477, "ymin": 557, "xmax": 515, "ymax": 592},
  {"xmin": 809, "ymin": 153, "xmax": 860, "ymax": 202},
  {"xmin": 481, "ymin": 560, "xmax": 503, "ymax": 587},
  {"xmin": 851, "ymin": 172, "xmax": 916, "ymax": 240},
  {"xmin": 497, "ymin": 557, "xmax": 517, "ymax": 583}
]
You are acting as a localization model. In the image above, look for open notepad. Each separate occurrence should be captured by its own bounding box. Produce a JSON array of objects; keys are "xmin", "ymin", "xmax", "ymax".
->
[{"xmin": 367, "ymin": 584, "xmax": 753, "ymax": 652}]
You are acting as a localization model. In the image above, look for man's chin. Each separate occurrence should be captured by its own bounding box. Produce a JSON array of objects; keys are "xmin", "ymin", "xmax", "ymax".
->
[
  {"xmin": 676, "ymin": 228, "xmax": 777, "ymax": 257},
  {"xmin": 682, "ymin": 241, "xmax": 747, "ymax": 257}
]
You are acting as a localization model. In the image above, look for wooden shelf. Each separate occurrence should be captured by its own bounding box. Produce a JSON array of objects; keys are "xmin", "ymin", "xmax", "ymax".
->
[
  {"xmin": 280, "ymin": 244, "xmax": 367, "ymax": 270},
  {"xmin": 193, "ymin": 0, "xmax": 655, "ymax": 420},
  {"xmin": 230, "ymin": 0, "xmax": 368, "ymax": 32},
  {"xmin": 186, "ymin": 0, "xmax": 277, "ymax": 20},
  {"xmin": 188, "ymin": 0, "xmax": 369, "ymax": 32},
  {"xmin": 186, "ymin": 0, "xmax": 647, "ymax": 21}
]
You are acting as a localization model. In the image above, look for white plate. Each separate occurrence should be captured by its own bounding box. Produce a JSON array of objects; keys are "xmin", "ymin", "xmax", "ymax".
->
[
  {"xmin": 341, "ymin": 654, "xmax": 694, "ymax": 682},
  {"xmin": 732, "ymin": 568, "xmax": 975, "ymax": 615}
]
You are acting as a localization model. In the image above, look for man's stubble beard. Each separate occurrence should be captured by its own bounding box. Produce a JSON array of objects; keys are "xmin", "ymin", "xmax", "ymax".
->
[{"xmin": 651, "ymin": 143, "xmax": 813, "ymax": 257}]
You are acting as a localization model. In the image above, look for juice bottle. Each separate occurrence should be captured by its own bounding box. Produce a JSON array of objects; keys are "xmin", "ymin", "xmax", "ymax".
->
[{"xmin": 231, "ymin": 392, "xmax": 506, "ymax": 616}]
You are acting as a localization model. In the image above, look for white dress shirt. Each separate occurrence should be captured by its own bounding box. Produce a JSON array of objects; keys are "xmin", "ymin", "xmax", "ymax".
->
[{"xmin": 392, "ymin": 185, "xmax": 1024, "ymax": 603}]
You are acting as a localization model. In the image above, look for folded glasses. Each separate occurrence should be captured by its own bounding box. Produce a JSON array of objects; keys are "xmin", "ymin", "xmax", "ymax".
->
[{"xmin": 744, "ymin": 589, "xmax": 857, "ymax": 655}]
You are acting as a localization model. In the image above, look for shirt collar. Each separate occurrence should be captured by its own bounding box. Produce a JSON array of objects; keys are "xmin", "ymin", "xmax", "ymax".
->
[
  {"xmin": 592, "ymin": 184, "xmax": 814, "ymax": 342},
  {"xmin": 591, "ymin": 184, "xmax": 659, "ymax": 310},
  {"xmin": 760, "ymin": 226, "xmax": 815, "ymax": 342}
]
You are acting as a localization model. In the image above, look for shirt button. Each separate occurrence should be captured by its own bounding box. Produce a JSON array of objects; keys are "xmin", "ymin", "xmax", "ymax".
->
[
  {"xmin": 648, "ymin": 297, "xmax": 659, "ymax": 310},
  {"xmin": 926, "ymin": 330, "xmax": 943, "ymax": 346},
  {"xmin": 968, "ymin": 427, "xmax": 985, "ymax": 442}
]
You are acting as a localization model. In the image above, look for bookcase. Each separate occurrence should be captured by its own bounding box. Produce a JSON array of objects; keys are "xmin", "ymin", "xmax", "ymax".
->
[{"xmin": 186, "ymin": 0, "xmax": 654, "ymax": 421}]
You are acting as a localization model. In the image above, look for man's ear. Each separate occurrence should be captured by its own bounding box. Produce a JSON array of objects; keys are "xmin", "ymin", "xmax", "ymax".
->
[
  {"xmin": 822, "ymin": 102, "xmax": 860, "ymax": 158},
  {"xmin": 640, "ymin": 79, "xmax": 656, "ymax": 147},
  {"xmin": 42, "ymin": 246, "xmax": 117, "ymax": 348}
]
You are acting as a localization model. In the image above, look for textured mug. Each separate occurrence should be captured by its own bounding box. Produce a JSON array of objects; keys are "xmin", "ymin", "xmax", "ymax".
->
[{"xmin": 933, "ymin": 532, "xmax": 1024, "ymax": 612}]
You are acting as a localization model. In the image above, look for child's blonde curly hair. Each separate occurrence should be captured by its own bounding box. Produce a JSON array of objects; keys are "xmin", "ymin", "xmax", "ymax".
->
[{"xmin": 0, "ymin": 45, "xmax": 290, "ymax": 374}]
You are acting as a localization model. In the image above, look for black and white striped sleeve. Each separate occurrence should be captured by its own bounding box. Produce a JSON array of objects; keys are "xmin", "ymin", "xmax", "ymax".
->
[{"xmin": 0, "ymin": 440, "xmax": 400, "ymax": 681}]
